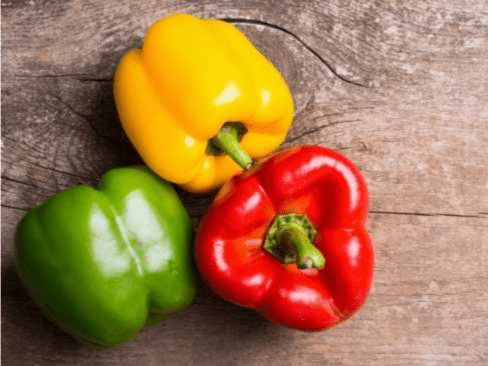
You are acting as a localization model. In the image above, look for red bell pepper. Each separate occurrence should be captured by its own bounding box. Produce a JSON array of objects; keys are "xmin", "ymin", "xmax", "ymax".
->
[{"xmin": 195, "ymin": 145, "xmax": 373, "ymax": 331}]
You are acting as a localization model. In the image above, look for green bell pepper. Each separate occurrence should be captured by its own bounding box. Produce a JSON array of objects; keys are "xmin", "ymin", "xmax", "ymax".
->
[{"xmin": 15, "ymin": 166, "xmax": 196, "ymax": 347}]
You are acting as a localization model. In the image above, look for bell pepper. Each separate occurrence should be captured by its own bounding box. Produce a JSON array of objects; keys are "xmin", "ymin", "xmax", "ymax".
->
[
  {"xmin": 195, "ymin": 146, "xmax": 374, "ymax": 331},
  {"xmin": 15, "ymin": 166, "xmax": 196, "ymax": 347},
  {"xmin": 113, "ymin": 13, "xmax": 294, "ymax": 192}
]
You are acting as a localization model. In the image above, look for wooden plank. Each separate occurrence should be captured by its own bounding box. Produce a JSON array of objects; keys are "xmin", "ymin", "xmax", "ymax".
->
[{"xmin": 2, "ymin": 0, "xmax": 488, "ymax": 365}]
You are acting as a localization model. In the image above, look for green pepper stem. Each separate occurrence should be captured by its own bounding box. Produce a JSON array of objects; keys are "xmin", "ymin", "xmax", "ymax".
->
[
  {"xmin": 277, "ymin": 224, "xmax": 325, "ymax": 269},
  {"xmin": 211, "ymin": 125, "xmax": 252, "ymax": 169}
]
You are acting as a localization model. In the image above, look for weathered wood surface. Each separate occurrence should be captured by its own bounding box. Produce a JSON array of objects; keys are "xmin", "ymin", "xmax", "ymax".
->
[{"xmin": 2, "ymin": 0, "xmax": 488, "ymax": 365}]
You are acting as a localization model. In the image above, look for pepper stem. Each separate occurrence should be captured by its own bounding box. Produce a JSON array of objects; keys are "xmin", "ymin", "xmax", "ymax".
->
[
  {"xmin": 278, "ymin": 224, "xmax": 325, "ymax": 269},
  {"xmin": 210, "ymin": 124, "xmax": 252, "ymax": 169},
  {"xmin": 263, "ymin": 214, "xmax": 325, "ymax": 270}
]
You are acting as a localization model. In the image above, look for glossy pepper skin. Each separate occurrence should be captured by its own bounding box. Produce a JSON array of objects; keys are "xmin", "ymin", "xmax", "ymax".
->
[
  {"xmin": 15, "ymin": 167, "xmax": 196, "ymax": 347},
  {"xmin": 195, "ymin": 146, "xmax": 374, "ymax": 331},
  {"xmin": 113, "ymin": 13, "xmax": 294, "ymax": 192}
]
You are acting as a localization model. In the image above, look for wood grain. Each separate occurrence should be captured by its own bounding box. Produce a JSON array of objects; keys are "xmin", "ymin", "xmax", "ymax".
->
[{"xmin": 2, "ymin": 0, "xmax": 487, "ymax": 365}]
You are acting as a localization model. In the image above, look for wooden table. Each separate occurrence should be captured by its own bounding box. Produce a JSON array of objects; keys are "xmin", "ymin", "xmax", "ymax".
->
[{"xmin": 2, "ymin": 1, "xmax": 487, "ymax": 365}]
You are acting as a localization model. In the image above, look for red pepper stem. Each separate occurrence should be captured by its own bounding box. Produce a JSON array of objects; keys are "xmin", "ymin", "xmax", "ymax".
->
[
  {"xmin": 263, "ymin": 214, "xmax": 325, "ymax": 270},
  {"xmin": 211, "ymin": 125, "xmax": 252, "ymax": 170},
  {"xmin": 278, "ymin": 224, "xmax": 325, "ymax": 269}
]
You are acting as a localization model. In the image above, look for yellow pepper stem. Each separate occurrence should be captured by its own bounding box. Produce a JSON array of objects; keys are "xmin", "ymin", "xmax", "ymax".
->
[{"xmin": 211, "ymin": 124, "xmax": 253, "ymax": 169}]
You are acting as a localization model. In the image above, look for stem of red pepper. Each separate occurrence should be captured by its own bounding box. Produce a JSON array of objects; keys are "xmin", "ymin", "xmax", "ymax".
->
[
  {"xmin": 278, "ymin": 224, "xmax": 325, "ymax": 269},
  {"xmin": 210, "ymin": 123, "xmax": 252, "ymax": 169},
  {"xmin": 263, "ymin": 214, "xmax": 325, "ymax": 270}
]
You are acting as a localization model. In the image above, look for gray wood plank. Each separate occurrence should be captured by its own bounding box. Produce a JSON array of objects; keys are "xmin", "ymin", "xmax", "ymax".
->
[{"xmin": 2, "ymin": 0, "xmax": 488, "ymax": 365}]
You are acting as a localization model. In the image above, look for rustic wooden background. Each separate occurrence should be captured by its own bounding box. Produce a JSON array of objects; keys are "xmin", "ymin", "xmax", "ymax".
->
[{"xmin": 2, "ymin": 0, "xmax": 488, "ymax": 365}]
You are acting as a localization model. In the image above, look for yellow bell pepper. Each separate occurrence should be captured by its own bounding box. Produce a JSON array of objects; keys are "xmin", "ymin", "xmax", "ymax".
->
[{"xmin": 113, "ymin": 13, "xmax": 294, "ymax": 192}]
